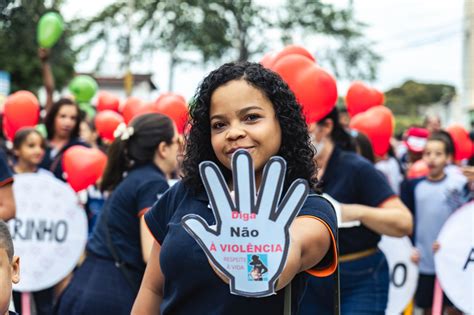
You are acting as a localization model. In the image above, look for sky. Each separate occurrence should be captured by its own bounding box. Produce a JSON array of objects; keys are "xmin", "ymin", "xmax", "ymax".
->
[{"xmin": 62, "ymin": 0, "xmax": 466, "ymax": 100}]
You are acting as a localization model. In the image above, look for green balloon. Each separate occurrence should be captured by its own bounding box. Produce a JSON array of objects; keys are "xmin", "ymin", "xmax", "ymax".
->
[
  {"xmin": 69, "ymin": 75, "xmax": 98, "ymax": 103},
  {"xmin": 35, "ymin": 124, "xmax": 48, "ymax": 138},
  {"xmin": 37, "ymin": 12, "xmax": 64, "ymax": 48},
  {"xmin": 79, "ymin": 102, "xmax": 96, "ymax": 119}
]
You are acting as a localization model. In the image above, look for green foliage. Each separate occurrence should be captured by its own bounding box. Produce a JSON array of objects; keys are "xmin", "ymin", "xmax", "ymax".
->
[
  {"xmin": 75, "ymin": 0, "xmax": 379, "ymax": 81},
  {"xmin": 0, "ymin": 0, "xmax": 76, "ymax": 93},
  {"xmin": 385, "ymin": 80, "xmax": 456, "ymax": 116},
  {"xmin": 393, "ymin": 115, "xmax": 423, "ymax": 137}
]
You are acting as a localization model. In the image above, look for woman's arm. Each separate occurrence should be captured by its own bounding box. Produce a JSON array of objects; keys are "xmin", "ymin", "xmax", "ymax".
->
[
  {"xmin": 132, "ymin": 242, "xmax": 164, "ymax": 314},
  {"xmin": 341, "ymin": 197, "xmax": 413, "ymax": 237},
  {"xmin": 140, "ymin": 215, "xmax": 154, "ymax": 263},
  {"xmin": 275, "ymin": 217, "xmax": 332, "ymax": 290}
]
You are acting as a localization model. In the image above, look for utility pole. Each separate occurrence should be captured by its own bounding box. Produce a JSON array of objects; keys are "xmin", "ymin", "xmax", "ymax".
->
[{"xmin": 124, "ymin": 0, "xmax": 134, "ymax": 97}]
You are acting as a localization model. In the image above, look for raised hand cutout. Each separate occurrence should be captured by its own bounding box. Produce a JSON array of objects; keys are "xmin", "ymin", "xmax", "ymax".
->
[{"xmin": 182, "ymin": 149, "xmax": 309, "ymax": 297}]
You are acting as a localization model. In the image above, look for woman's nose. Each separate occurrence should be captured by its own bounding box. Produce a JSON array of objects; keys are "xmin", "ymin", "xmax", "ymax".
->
[{"xmin": 225, "ymin": 125, "xmax": 246, "ymax": 140}]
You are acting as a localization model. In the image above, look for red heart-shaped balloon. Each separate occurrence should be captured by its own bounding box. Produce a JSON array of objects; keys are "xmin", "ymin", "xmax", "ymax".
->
[
  {"xmin": 349, "ymin": 106, "xmax": 394, "ymax": 157},
  {"xmin": 95, "ymin": 110, "xmax": 124, "ymax": 142},
  {"xmin": 346, "ymin": 81, "xmax": 384, "ymax": 117},
  {"xmin": 273, "ymin": 54, "xmax": 337, "ymax": 123},
  {"xmin": 122, "ymin": 97, "xmax": 158, "ymax": 124},
  {"xmin": 97, "ymin": 91, "xmax": 120, "ymax": 112},
  {"xmin": 155, "ymin": 93, "xmax": 188, "ymax": 134},
  {"xmin": 446, "ymin": 124, "xmax": 473, "ymax": 161},
  {"xmin": 3, "ymin": 91, "xmax": 40, "ymax": 140},
  {"xmin": 407, "ymin": 159, "xmax": 429, "ymax": 179},
  {"xmin": 261, "ymin": 45, "xmax": 316, "ymax": 69},
  {"xmin": 62, "ymin": 146, "xmax": 107, "ymax": 192}
]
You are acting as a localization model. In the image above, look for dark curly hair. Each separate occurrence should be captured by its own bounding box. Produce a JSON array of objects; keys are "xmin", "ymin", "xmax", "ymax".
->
[{"xmin": 182, "ymin": 61, "xmax": 318, "ymax": 193}]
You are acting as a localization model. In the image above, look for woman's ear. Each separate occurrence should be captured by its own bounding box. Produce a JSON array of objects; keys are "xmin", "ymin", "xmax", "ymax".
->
[
  {"xmin": 156, "ymin": 141, "xmax": 168, "ymax": 159},
  {"xmin": 321, "ymin": 119, "xmax": 334, "ymax": 138}
]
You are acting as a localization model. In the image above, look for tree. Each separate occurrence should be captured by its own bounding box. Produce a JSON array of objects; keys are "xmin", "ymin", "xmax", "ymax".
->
[
  {"xmin": 0, "ymin": 0, "xmax": 76, "ymax": 94},
  {"xmin": 385, "ymin": 80, "xmax": 455, "ymax": 116},
  {"xmin": 75, "ymin": 0, "xmax": 380, "ymax": 91}
]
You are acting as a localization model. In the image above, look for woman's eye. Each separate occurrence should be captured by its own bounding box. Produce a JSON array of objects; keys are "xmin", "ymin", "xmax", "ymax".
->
[
  {"xmin": 212, "ymin": 122, "xmax": 225, "ymax": 130},
  {"xmin": 244, "ymin": 114, "xmax": 260, "ymax": 122}
]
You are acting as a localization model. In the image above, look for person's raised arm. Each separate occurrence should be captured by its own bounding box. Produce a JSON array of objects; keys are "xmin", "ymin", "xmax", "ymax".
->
[
  {"xmin": 38, "ymin": 48, "xmax": 55, "ymax": 112},
  {"xmin": 132, "ymin": 242, "xmax": 164, "ymax": 314}
]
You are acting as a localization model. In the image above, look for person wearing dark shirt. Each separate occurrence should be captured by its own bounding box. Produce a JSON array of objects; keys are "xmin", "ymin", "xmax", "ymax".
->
[
  {"xmin": 0, "ymin": 150, "xmax": 14, "ymax": 221},
  {"xmin": 132, "ymin": 62, "xmax": 338, "ymax": 315},
  {"xmin": 39, "ymin": 98, "xmax": 88, "ymax": 181},
  {"xmin": 300, "ymin": 108, "xmax": 413, "ymax": 315},
  {"xmin": 55, "ymin": 113, "xmax": 180, "ymax": 315}
]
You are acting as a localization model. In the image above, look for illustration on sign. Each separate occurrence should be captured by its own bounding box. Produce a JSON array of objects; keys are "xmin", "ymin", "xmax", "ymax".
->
[{"xmin": 182, "ymin": 149, "xmax": 309, "ymax": 297}]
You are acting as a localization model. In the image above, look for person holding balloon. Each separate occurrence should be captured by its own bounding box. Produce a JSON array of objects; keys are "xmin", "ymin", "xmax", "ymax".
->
[
  {"xmin": 39, "ymin": 98, "xmax": 87, "ymax": 181},
  {"xmin": 401, "ymin": 132, "xmax": 467, "ymax": 315},
  {"xmin": 299, "ymin": 107, "xmax": 413, "ymax": 315},
  {"xmin": 55, "ymin": 113, "xmax": 180, "ymax": 315},
  {"xmin": 132, "ymin": 62, "xmax": 338, "ymax": 315}
]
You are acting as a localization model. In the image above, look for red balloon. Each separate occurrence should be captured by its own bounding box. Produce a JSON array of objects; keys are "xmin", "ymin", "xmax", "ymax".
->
[
  {"xmin": 446, "ymin": 124, "xmax": 473, "ymax": 161},
  {"xmin": 97, "ymin": 91, "xmax": 120, "ymax": 112},
  {"xmin": 3, "ymin": 91, "xmax": 40, "ymax": 140},
  {"xmin": 407, "ymin": 159, "xmax": 429, "ymax": 179},
  {"xmin": 260, "ymin": 51, "xmax": 278, "ymax": 68},
  {"xmin": 349, "ymin": 106, "xmax": 394, "ymax": 157},
  {"xmin": 156, "ymin": 92, "xmax": 186, "ymax": 105},
  {"xmin": 273, "ymin": 54, "xmax": 337, "ymax": 123},
  {"xmin": 95, "ymin": 110, "xmax": 124, "ymax": 142},
  {"xmin": 122, "ymin": 97, "xmax": 159, "ymax": 124},
  {"xmin": 346, "ymin": 81, "xmax": 384, "ymax": 117},
  {"xmin": 155, "ymin": 94, "xmax": 188, "ymax": 134},
  {"xmin": 62, "ymin": 146, "xmax": 107, "ymax": 192},
  {"xmin": 261, "ymin": 45, "xmax": 316, "ymax": 70}
]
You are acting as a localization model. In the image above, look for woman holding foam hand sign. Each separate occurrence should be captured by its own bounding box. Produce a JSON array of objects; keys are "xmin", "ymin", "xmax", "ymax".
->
[{"xmin": 132, "ymin": 62, "xmax": 338, "ymax": 315}]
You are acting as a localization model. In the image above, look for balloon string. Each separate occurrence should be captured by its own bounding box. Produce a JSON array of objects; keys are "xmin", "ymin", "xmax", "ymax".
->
[{"xmin": 21, "ymin": 292, "xmax": 31, "ymax": 315}]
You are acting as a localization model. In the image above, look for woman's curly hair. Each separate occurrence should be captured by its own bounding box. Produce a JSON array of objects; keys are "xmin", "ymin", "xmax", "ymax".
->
[{"xmin": 182, "ymin": 61, "xmax": 318, "ymax": 193}]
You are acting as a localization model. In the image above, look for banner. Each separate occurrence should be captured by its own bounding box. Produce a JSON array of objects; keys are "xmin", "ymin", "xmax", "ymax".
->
[
  {"xmin": 9, "ymin": 173, "xmax": 88, "ymax": 292},
  {"xmin": 378, "ymin": 236, "xmax": 418, "ymax": 315},
  {"xmin": 435, "ymin": 202, "xmax": 474, "ymax": 314}
]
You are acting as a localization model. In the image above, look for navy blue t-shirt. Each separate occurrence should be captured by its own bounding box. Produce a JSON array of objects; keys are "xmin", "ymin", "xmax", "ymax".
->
[
  {"xmin": 87, "ymin": 163, "xmax": 169, "ymax": 272},
  {"xmin": 145, "ymin": 180, "xmax": 337, "ymax": 315},
  {"xmin": 0, "ymin": 150, "xmax": 13, "ymax": 187},
  {"xmin": 321, "ymin": 147, "xmax": 395, "ymax": 255},
  {"xmin": 39, "ymin": 138, "xmax": 88, "ymax": 181}
]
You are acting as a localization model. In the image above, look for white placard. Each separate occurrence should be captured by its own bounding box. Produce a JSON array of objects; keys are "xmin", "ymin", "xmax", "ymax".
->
[
  {"xmin": 182, "ymin": 150, "xmax": 308, "ymax": 297},
  {"xmin": 434, "ymin": 202, "xmax": 474, "ymax": 314},
  {"xmin": 379, "ymin": 236, "xmax": 418, "ymax": 315},
  {"xmin": 9, "ymin": 173, "xmax": 88, "ymax": 292}
]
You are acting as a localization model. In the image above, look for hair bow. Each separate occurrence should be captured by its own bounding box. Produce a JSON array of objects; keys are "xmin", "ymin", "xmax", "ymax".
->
[{"xmin": 113, "ymin": 123, "xmax": 134, "ymax": 141}]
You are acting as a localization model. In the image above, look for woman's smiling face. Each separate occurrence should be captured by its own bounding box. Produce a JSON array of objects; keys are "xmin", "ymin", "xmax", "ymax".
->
[{"xmin": 209, "ymin": 79, "xmax": 282, "ymax": 181}]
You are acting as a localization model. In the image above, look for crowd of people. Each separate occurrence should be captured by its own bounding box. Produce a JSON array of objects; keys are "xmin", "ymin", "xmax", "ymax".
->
[{"xmin": 0, "ymin": 60, "xmax": 472, "ymax": 315}]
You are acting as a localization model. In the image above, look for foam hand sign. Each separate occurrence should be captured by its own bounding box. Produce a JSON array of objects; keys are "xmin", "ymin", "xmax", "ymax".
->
[{"xmin": 182, "ymin": 150, "xmax": 308, "ymax": 297}]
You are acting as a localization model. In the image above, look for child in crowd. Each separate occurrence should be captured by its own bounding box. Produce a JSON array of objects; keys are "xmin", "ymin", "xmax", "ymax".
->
[
  {"xmin": 401, "ymin": 132, "xmax": 468, "ymax": 315},
  {"xmin": 11, "ymin": 128, "xmax": 55, "ymax": 315},
  {"xmin": 0, "ymin": 220, "xmax": 20, "ymax": 315},
  {"xmin": 12, "ymin": 128, "xmax": 51, "ymax": 175}
]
